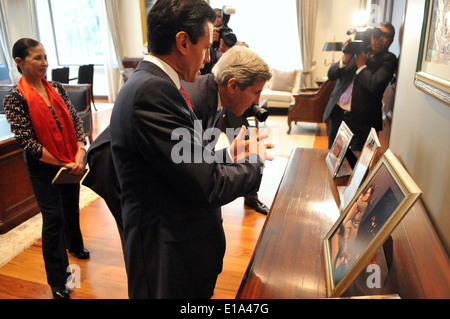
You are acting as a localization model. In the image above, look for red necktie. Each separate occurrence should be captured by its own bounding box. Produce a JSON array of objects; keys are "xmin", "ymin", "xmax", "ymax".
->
[{"xmin": 179, "ymin": 86, "xmax": 193, "ymax": 111}]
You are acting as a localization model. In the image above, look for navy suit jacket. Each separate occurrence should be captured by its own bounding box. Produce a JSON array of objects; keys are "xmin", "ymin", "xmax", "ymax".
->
[
  {"xmin": 110, "ymin": 61, "xmax": 264, "ymax": 299},
  {"xmin": 182, "ymin": 74, "xmax": 249, "ymax": 144},
  {"xmin": 323, "ymin": 51, "xmax": 397, "ymax": 136}
]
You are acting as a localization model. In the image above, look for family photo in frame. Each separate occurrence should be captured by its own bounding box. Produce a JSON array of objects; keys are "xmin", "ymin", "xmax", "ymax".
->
[
  {"xmin": 326, "ymin": 121, "xmax": 353, "ymax": 179},
  {"xmin": 323, "ymin": 150, "xmax": 422, "ymax": 297},
  {"xmin": 341, "ymin": 128, "xmax": 381, "ymax": 210}
]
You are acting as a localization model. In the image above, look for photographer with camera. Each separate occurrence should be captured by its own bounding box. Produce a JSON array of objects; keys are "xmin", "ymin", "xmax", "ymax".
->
[
  {"xmin": 323, "ymin": 22, "xmax": 398, "ymax": 154},
  {"xmin": 182, "ymin": 45, "xmax": 274, "ymax": 215},
  {"xmin": 202, "ymin": 7, "xmax": 238, "ymax": 75}
]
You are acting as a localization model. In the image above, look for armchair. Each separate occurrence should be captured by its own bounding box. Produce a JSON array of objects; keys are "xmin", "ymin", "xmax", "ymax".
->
[
  {"xmin": 1, "ymin": 84, "xmax": 15, "ymax": 114},
  {"xmin": 62, "ymin": 84, "xmax": 93, "ymax": 143},
  {"xmin": 287, "ymin": 79, "xmax": 336, "ymax": 134},
  {"xmin": 260, "ymin": 68, "xmax": 302, "ymax": 109}
]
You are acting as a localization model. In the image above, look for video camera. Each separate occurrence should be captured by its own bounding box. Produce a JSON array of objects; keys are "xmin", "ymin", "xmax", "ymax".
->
[
  {"xmin": 343, "ymin": 27, "xmax": 386, "ymax": 55},
  {"xmin": 213, "ymin": 6, "xmax": 237, "ymax": 49}
]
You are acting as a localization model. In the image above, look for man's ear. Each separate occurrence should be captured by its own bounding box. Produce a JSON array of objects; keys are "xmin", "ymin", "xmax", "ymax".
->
[
  {"xmin": 227, "ymin": 78, "xmax": 239, "ymax": 93},
  {"xmin": 176, "ymin": 31, "xmax": 189, "ymax": 55}
]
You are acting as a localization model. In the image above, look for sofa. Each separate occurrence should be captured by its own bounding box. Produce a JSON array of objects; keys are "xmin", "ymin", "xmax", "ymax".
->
[{"xmin": 260, "ymin": 68, "xmax": 302, "ymax": 109}]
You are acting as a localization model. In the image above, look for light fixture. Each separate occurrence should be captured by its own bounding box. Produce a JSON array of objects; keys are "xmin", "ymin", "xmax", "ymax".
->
[{"xmin": 322, "ymin": 41, "xmax": 343, "ymax": 66}]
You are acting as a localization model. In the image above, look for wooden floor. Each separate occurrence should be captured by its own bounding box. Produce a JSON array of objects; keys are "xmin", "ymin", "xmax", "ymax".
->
[{"xmin": 0, "ymin": 104, "xmax": 328, "ymax": 299}]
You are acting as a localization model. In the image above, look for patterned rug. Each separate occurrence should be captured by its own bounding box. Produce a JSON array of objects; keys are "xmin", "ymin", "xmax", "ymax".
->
[{"xmin": 0, "ymin": 185, "xmax": 99, "ymax": 268}]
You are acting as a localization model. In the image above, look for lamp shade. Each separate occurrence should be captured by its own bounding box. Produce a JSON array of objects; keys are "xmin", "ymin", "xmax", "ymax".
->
[{"xmin": 322, "ymin": 42, "xmax": 343, "ymax": 52}]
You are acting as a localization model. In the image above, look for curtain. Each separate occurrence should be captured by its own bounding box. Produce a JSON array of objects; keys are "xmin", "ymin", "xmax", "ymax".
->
[
  {"xmin": 0, "ymin": 0, "xmax": 39, "ymax": 84},
  {"xmin": 296, "ymin": 0, "xmax": 318, "ymax": 86},
  {"xmin": 0, "ymin": 0, "xmax": 14, "ymax": 82},
  {"xmin": 102, "ymin": 0, "xmax": 124, "ymax": 102}
]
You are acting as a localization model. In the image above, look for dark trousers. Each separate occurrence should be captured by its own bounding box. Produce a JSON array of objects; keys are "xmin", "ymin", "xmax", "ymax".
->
[
  {"xmin": 328, "ymin": 105, "xmax": 351, "ymax": 149},
  {"xmin": 24, "ymin": 153, "xmax": 84, "ymax": 288},
  {"xmin": 329, "ymin": 105, "xmax": 370, "ymax": 151}
]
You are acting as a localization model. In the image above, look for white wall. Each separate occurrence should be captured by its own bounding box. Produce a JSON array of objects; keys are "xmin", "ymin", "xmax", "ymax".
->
[{"xmin": 389, "ymin": 0, "xmax": 450, "ymax": 252}]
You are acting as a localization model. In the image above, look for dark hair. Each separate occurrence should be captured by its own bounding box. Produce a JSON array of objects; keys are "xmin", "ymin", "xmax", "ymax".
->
[
  {"xmin": 380, "ymin": 22, "xmax": 395, "ymax": 39},
  {"xmin": 12, "ymin": 38, "xmax": 41, "ymax": 74},
  {"xmin": 147, "ymin": 0, "xmax": 216, "ymax": 55}
]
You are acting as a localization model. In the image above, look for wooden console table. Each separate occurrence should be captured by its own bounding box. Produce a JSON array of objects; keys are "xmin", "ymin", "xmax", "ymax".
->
[
  {"xmin": 0, "ymin": 115, "xmax": 39, "ymax": 233},
  {"xmin": 237, "ymin": 147, "xmax": 450, "ymax": 299}
]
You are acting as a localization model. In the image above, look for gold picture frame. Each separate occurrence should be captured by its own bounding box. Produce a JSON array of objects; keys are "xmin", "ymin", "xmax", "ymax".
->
[
  {"xmin": 140, "ymin": 0, "xmax": 155, "ymax": 47},
  {"xmin": 414, "ymin": 0, "xmax": 450, "ymax": 106},
  {"xmin": 322, "ymin": 149, "xmax": 422, "ymax": 298}
]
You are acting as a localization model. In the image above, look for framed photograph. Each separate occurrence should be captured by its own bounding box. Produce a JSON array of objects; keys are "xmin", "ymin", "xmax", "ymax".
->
[
  {"xmin": 322, "ymin": 149, "xmax": 422, "ymax": 298},
  {"xmin": 341, "ymin": 128, "xmax": 381, "ymax": 210},
  {"xmin": 414, "ymin": 0, "xmax": 450, "ymax": 106},
  {"xmin": 326, "ymin": 121, "xmax": 353, "ymax": 179}
]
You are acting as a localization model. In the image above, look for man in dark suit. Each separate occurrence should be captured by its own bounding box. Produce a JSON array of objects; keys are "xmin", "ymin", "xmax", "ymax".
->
[
  {"xmin": 110, "ymin": 0, "xmax": 269, "ymax": 299},
  {"xmin": 182, "ymin": 45, "xmax": 273, "ymax": 215},
  {"xmin": 82, "ymin": 126, "xmax": 123, "ymax": 242},
  {"xmin": 323, "ymin": 22, "xmax": 398, "ymax": 152}
]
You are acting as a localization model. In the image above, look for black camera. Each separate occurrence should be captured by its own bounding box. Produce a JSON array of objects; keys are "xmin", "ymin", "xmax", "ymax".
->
[
  {"xmin": 213, "ymin": 6, "xmax": 237, "ymax": 49},
  {"xmin": 343, "ymin": 27, "xmax": 385, "ymax": 55},
  {"xmin": 245, "ymin": 103, "xmax": 269, "ymax": 122},
  {"xmin": 216, "ymin": 26, "xmax": 237, "ymax": 48}
]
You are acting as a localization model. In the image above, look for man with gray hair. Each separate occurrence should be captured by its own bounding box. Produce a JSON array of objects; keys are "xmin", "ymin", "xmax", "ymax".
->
[{"xmin": 182, "ymin": 45, "xmax": 273, "ymax": 214}]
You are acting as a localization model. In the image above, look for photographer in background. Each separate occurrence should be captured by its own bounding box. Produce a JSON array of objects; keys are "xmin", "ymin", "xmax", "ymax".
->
[
  {"xmin": 323, "ymin": 22, "xmax": 398, "ymax": 155},
  {"xmin": 202, "ymin": 7, "xmax": 237, "ymax": 75}
]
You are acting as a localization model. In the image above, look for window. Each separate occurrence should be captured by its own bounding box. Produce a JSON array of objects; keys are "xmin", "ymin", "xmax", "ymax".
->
[
  {"xmin": 49, "ymin": 0, "xmax": 103, "ymax": 65},
  {"xmin": 209, "ymin": 0, "xmax": 302, "ymax": 70}
]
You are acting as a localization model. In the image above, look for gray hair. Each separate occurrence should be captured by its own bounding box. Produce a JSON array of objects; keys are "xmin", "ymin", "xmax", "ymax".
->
[{"xmin": 212, "ymin": 45, "xmax": 272, "ymax": 90}]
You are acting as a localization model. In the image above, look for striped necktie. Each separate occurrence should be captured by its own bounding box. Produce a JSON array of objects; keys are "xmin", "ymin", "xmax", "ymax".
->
[{"xmin": 179, "ymin": 86, "xmax": 193, "ymax": 111}]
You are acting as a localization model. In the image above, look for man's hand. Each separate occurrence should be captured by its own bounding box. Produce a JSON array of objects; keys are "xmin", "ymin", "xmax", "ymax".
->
[
  {"xmin": 213, "ymin": 27, "xmax": 220, "ymax": 43},
  {"xmin": 231, "ymin": 126, "xmax": 274, "ymax": 164},
  {"xmin": 341, "ymin": 39, "xmax": 353, "ymax": 65},
  {"xmin": 355, "ymin": 51, "xmax": 369, "ymax": 68}
]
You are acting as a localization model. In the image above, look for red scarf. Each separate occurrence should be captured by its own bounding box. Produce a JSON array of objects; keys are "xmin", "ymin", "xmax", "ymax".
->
[{"xmin": 18, "ymin": 77, "xmax": 78, "ymax": 163}]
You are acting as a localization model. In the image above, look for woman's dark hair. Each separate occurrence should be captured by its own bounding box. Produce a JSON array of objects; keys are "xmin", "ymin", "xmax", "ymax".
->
[
  {"xmin": 147, "ymin": 0, "xmax": 216, "ymax": 55},
  {"xmin": 12, "ymin": 38, "xmax": 41, "ymax": 74}
]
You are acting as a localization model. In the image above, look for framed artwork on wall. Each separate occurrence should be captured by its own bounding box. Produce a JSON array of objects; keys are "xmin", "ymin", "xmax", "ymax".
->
[
  {"xmin": 140, "ymin": 0, "xmax": 155, "ymax": 47},
  {"xmin": 322, "ymin": 149, "xmax": 422, "ymax": 298},
  {"xmin": 414, "ymin": 0, "xmax": 450, "ymax": 106}
]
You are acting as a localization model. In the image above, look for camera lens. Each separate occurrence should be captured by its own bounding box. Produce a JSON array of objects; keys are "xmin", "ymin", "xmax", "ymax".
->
[
  {"xmin": 251, "ymin": 104, "xmax": 269, "ymax": 122},
  {"xmin": 222, "ymin": 32, "xmax": 237, "ymax": 47}
]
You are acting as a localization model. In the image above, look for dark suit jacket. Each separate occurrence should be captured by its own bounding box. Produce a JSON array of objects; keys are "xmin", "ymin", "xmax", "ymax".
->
[
  {"xmin": 181, "ymin": 74, "xmax": 219, "ymax": 132},
  {"xmin": 182, "ymin": 74, "xmax": 249, "ymax": 144},
  {"xmin": 323, "ymin": 51, "xmax": 397, "ymax": 138},
  {"xmin": 110, "ymin": 61, "xmax": 264, "ymax": 299},
  {"xmin": 82, "ymin": 126, "xmax": 123, "ymax": 242}
]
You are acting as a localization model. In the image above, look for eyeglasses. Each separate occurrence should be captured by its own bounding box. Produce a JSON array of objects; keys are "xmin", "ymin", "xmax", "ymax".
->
[{"xmin": 372, "ymin": 28, "xmax": 393, "ymax": 40}]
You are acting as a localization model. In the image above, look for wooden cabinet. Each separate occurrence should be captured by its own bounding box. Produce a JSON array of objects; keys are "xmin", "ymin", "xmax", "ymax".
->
[
  {"xmin": 237, "ymin": 148, "xmax": 450, "ymax": 299},
  {"xmin": 0, "ymin": 116, "xmax": 39, "ymax": 233}
]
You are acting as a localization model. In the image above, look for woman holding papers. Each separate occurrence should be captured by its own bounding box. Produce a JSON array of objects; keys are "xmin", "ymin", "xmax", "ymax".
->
[{"xmin": 3, "ymin": 38, "xmax": 89, "ymax": 299}]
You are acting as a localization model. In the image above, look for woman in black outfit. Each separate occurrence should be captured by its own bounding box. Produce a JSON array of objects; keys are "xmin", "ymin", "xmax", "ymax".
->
[{"xmin": 4, "ymin": 38, "xmax": 89, "ymax": 299}]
